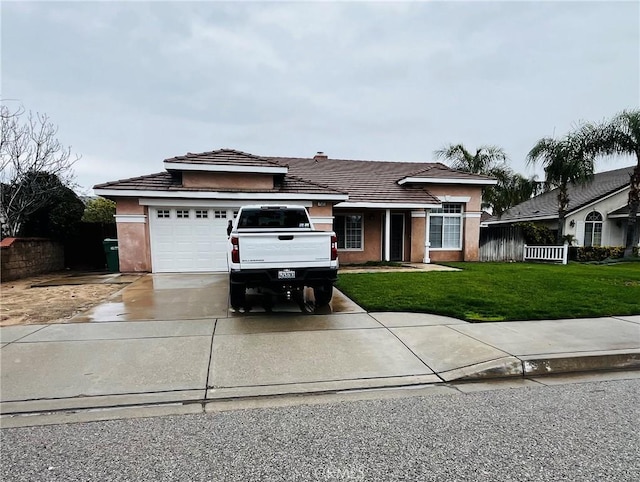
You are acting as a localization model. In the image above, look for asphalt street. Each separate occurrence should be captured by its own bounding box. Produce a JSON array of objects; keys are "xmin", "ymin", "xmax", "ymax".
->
[{"xmin": 1, "ymin": 378, "xmax": 638, "ymax": 482}]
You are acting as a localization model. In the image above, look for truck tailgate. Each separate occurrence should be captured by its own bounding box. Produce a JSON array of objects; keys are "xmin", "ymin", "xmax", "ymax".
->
[{"xmin": 238, "ymin": 231, "xmax": 333, "ymax": 269}]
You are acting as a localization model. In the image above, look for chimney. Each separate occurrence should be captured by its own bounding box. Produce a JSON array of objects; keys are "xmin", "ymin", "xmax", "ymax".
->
[{"xmin": 313, "ymin": 151, "xmax": 328, "ymax": 161}]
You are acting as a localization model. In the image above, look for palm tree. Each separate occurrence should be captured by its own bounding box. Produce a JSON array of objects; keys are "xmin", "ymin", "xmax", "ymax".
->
[
  {"xmin": 527, "ymin": 134, "xmax": 595, "ymax": 244},
  {"xmin": 434, "ymin": 144, "xmax": 509, "ymax": 174},
  {"xmin": 435, "ymin": 144, "xmax": 539, "ymax": 216},
  {"xmin": 487, "ymin": 171, "xmax": 541, "ymax": 218},
  {"xmin": 583, "ymin": 109, "xmax": 640, "ymax": 257}
]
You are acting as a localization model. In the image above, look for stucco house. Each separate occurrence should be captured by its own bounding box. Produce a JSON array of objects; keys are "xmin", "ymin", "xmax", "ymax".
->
[
  {"xmin": 94, "ymin": 149, "xmax": 496, "ymax": 273},
  {"xmin": 482, "ymin": 166, "xmax": 638, "ymax": 248}
]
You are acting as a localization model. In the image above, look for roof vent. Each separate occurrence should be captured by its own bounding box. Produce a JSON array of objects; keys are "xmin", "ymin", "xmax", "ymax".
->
[{"xmin": 314, "ymin": 151, "xmax": 328, "ymax": 161}]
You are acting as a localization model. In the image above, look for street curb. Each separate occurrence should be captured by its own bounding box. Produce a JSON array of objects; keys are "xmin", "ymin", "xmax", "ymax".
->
[
  {"xmin": 456, "ymin": 351, "xmax": 640, "ymax": 380},
  {"xmin": 520, "ymin": 351, "xmax": 640, "ymax": 377},
  {"xmin": 439, "ymin": 356, "xmax": 522, "ymax": 381}
]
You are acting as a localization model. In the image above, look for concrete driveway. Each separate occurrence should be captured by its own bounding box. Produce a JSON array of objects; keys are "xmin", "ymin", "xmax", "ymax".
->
[
  {"xmin": 1, "ymin": 273, "xmax": 639, "ymax": 426},
  {"xmin": 69, "ymin": 273, "xmax": 364, "ymax": 322}
]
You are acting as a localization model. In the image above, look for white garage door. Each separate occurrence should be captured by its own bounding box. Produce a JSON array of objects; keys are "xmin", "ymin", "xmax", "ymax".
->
[{"xmin": 149, "ymin": 207, "xmax": 236, "ymax": 272}]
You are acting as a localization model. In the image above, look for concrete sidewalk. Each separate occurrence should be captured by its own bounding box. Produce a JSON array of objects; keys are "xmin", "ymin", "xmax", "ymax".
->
[
  {"xmin": 2, "ymin": 309, "xmax": 639, "ymax": 426},
  {"xmin": 1, "ymin": 273, "xmax": 639, "ymax": 426}
]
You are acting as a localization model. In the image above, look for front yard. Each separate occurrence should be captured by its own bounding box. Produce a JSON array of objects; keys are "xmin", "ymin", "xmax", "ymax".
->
[{"xmin": 336, "ymin": 262, "xmax": 640, "ymax": 322}]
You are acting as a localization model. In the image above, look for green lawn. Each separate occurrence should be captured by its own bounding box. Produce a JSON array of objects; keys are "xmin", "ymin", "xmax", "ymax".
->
[{"xmin": 335, "ymin": 262, "xmax": 640, "ymax": 322}]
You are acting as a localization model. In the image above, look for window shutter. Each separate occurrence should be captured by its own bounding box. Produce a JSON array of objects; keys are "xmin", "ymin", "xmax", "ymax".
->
[{"xmin": 575, "ymin": 221, "xmax": 585, "ymax": 246}]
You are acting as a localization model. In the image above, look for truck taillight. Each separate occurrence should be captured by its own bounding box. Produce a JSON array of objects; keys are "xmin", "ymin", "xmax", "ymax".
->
[
  {"xmin": 231, "ymin": 236, "xmax": 240, "ymax": 263},
  {"xmin": 331, "ymin": 235, "xmax": 338, "ymax": 261}
]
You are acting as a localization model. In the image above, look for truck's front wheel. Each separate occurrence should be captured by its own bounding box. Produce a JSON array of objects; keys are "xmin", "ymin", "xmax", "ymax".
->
[
  {"xmin": 229, "ymin": 283, "xmax": 246, "ymax": 311},
  {"xmin": 313, "ymin": 283, "xmax": 333, "ymax": 307}
]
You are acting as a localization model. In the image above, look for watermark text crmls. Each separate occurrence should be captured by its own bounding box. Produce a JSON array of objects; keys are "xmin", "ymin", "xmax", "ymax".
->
[{"xmin": 312, "ymin": 464, "xmax": 366, "ymax": 480}]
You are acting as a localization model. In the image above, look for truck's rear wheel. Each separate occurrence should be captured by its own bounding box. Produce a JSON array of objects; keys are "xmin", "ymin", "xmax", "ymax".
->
[
  {"xmin": 313, "ymin": 283, "xmax": 333, "ymax": 307},
  {"xmin": 230, "ymin": 283, "xmax": 246, "ymax": 311}
]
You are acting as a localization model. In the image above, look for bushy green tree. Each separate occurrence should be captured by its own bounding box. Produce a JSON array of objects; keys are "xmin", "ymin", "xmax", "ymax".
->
[
  {"xmin": 82, "ymin": 197, "xmax": 116, "ymax": 223},
  {"xmin": 20, "ymin": 173, "xmax": 85, "ymax": 240},
  {"xmin": 515, "ymin": 222, "xmax": 556, "ymax": 246}
]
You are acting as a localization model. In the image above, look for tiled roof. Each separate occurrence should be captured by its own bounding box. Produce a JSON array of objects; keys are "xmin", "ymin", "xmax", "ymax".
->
[
  {"xmin": 94, "ymin": 172, "xmax": 178, "ymax": 190},
  {"xmin": 164, "ymin": 148, "xmax": 283, "ymax": 169},
  {"xmin": 95, "ymin": 150, "xmax": 495, "ymax": 205},
  {"xmin": 269, "ymin": 157, "xmax": 484, "ymax": 204},
  {"xmin": 93, "ymin": 171, "xmax": 346, "ymax": 195},
  {"xmin": 486, "ymin": 166, "xmax": 634, "ymax": 224},
  {"xmin": 402, "ymin": 163, "xmax": 497, "ymax": 182}
]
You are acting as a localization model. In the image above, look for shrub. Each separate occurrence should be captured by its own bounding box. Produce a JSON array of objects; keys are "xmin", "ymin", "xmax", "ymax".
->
[
  {"xmin": 576, "ymin": 246, "xmax": 625, "ymax": 262},
  {"xmin": 515, "ymin": 222, "xmax": 556, "ymax": 245}
]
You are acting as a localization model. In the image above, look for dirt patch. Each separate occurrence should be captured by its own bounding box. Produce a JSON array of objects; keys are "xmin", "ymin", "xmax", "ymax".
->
[{"xmin": 0, "ymin": 273, "xmax": 133, "ymax": 326}]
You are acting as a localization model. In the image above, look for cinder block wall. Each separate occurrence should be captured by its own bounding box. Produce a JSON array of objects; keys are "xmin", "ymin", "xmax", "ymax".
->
[{"xmin": 0, "ymin": 238, "xmax": 65, "ymax": 281}]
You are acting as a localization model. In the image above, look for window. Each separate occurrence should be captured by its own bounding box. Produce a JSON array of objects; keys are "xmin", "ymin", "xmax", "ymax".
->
[
  {"xmin": 214, "ymin": 210, "xmax": 227, "ymax": 219},
  {"xmin": 238, "ymin": 207, "xmax": 310, "ymax": 229},
  {"xmin": 157, "ymin": 210, "xmax": 170, "ymax": 219},
  {"xmin": 195, "ymin": 210, "xmax": 209, "ymax": 219},
  {"xmin": 176, "ymin": 210, "xmax": 190, "ymax": 219},
  {"xmin": 429, "ymin": 204, "xmax": 463, "ymax": 249},
  {"xmin": 584, "ymin": 211, "xmax": 603, "ymax": 247},
  {"xmin": 334, "ymin": 214, "xmax": 363, "ymax": 250}
]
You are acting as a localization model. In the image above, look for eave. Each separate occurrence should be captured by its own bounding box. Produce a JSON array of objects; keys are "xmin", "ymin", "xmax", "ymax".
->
[
  {"xmin": 163, "ymin": 161, "xmax": 288, "ymax": 175},
  {"xmin": 335, "ymin": 201, "xmax": 442, "ymax": 209},
  {"xmin": 483, "ymin": 214, "xmax": 557, "ymax": 225},
  {"xmin": 93, "ymin": 188, "xmax": 348, "ymax": 202},
  {"xmin": 397, "ymin": 176, "xmax": 498, "ymax": 186}
]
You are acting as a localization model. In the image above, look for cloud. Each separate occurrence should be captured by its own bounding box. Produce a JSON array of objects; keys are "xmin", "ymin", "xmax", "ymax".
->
[{"xmin": 2, "ymin": 0, "xmax": 638, "ymax": 192}]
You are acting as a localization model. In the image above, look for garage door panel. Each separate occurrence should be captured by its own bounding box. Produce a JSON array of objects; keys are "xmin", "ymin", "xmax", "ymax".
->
[{"xmin": 149, "ymin": 207, "xmax": 233, "ymax": 273}]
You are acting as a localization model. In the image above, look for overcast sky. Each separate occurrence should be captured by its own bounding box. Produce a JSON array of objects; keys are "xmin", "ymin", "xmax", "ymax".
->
[{"xmin": 2, "ymin": 1, "xmax": 639, "ymax": 194}]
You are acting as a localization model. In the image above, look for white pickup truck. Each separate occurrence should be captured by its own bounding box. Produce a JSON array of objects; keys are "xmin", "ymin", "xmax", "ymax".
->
[{"xmin": 227, "ymin": 205, "xmax": 338, "ymax": 311}]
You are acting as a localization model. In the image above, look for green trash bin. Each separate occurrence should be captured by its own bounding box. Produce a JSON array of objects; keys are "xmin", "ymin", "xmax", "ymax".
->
[{"xmin": 103, "ymin": 238, "xmax": 119, "ymax": 272}]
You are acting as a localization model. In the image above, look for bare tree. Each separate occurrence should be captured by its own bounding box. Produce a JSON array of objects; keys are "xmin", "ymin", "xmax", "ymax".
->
[{"xmin": 1, "ymin": 104, "xmax": 80, "ymax": 237}]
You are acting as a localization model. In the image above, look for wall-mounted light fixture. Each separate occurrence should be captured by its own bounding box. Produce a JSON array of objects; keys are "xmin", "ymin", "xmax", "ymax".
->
[
  {"xmin": 569, "ymin": 219, "xmax": 575, "ymax": 228},
  {"xmin": 317, "ymin": 201, "xmax": 326, "ymax": 207}
]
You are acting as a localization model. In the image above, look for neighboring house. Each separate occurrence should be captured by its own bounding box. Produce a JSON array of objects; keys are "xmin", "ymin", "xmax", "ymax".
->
[
  {"xmin": 482, "ymin": 166, "xmax": 638, "ymax": 247},
  {"xmin": 94, "ymin": 149, "xmax": 496, "ymax": 273}
]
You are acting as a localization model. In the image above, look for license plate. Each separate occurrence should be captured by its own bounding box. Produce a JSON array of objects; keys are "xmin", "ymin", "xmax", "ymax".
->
[{"xmin": 278, "ymin": 269, "xmax": 296, "ymax": 279}]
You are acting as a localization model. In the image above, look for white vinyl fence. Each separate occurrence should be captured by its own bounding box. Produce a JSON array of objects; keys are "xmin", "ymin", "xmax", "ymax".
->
[{"xmin": 523, "ymin": 243, "xmax": 569, "ymax": 265}]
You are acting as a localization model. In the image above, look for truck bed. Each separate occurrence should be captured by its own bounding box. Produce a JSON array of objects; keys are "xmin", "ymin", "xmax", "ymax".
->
[{"xmin": 235, "ymin": 230, "xmax": 334, "ymax": 269}]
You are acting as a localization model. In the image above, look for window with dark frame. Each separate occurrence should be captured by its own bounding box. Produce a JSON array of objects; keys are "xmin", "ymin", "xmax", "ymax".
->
[{"xmin": 334, "ymin": 214, "xmax": 363, "ymax": 250}]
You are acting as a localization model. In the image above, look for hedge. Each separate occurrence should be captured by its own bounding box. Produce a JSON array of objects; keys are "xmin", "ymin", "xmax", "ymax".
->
[{"xmin": 574, "ymin": 246, "xmax": 638, "ymax": 262}]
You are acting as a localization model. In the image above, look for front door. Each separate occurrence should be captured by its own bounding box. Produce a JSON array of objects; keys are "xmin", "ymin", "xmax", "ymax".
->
[{"xmin": 390, "ymin": 213, "xmax": 404, "ymax": 261}]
